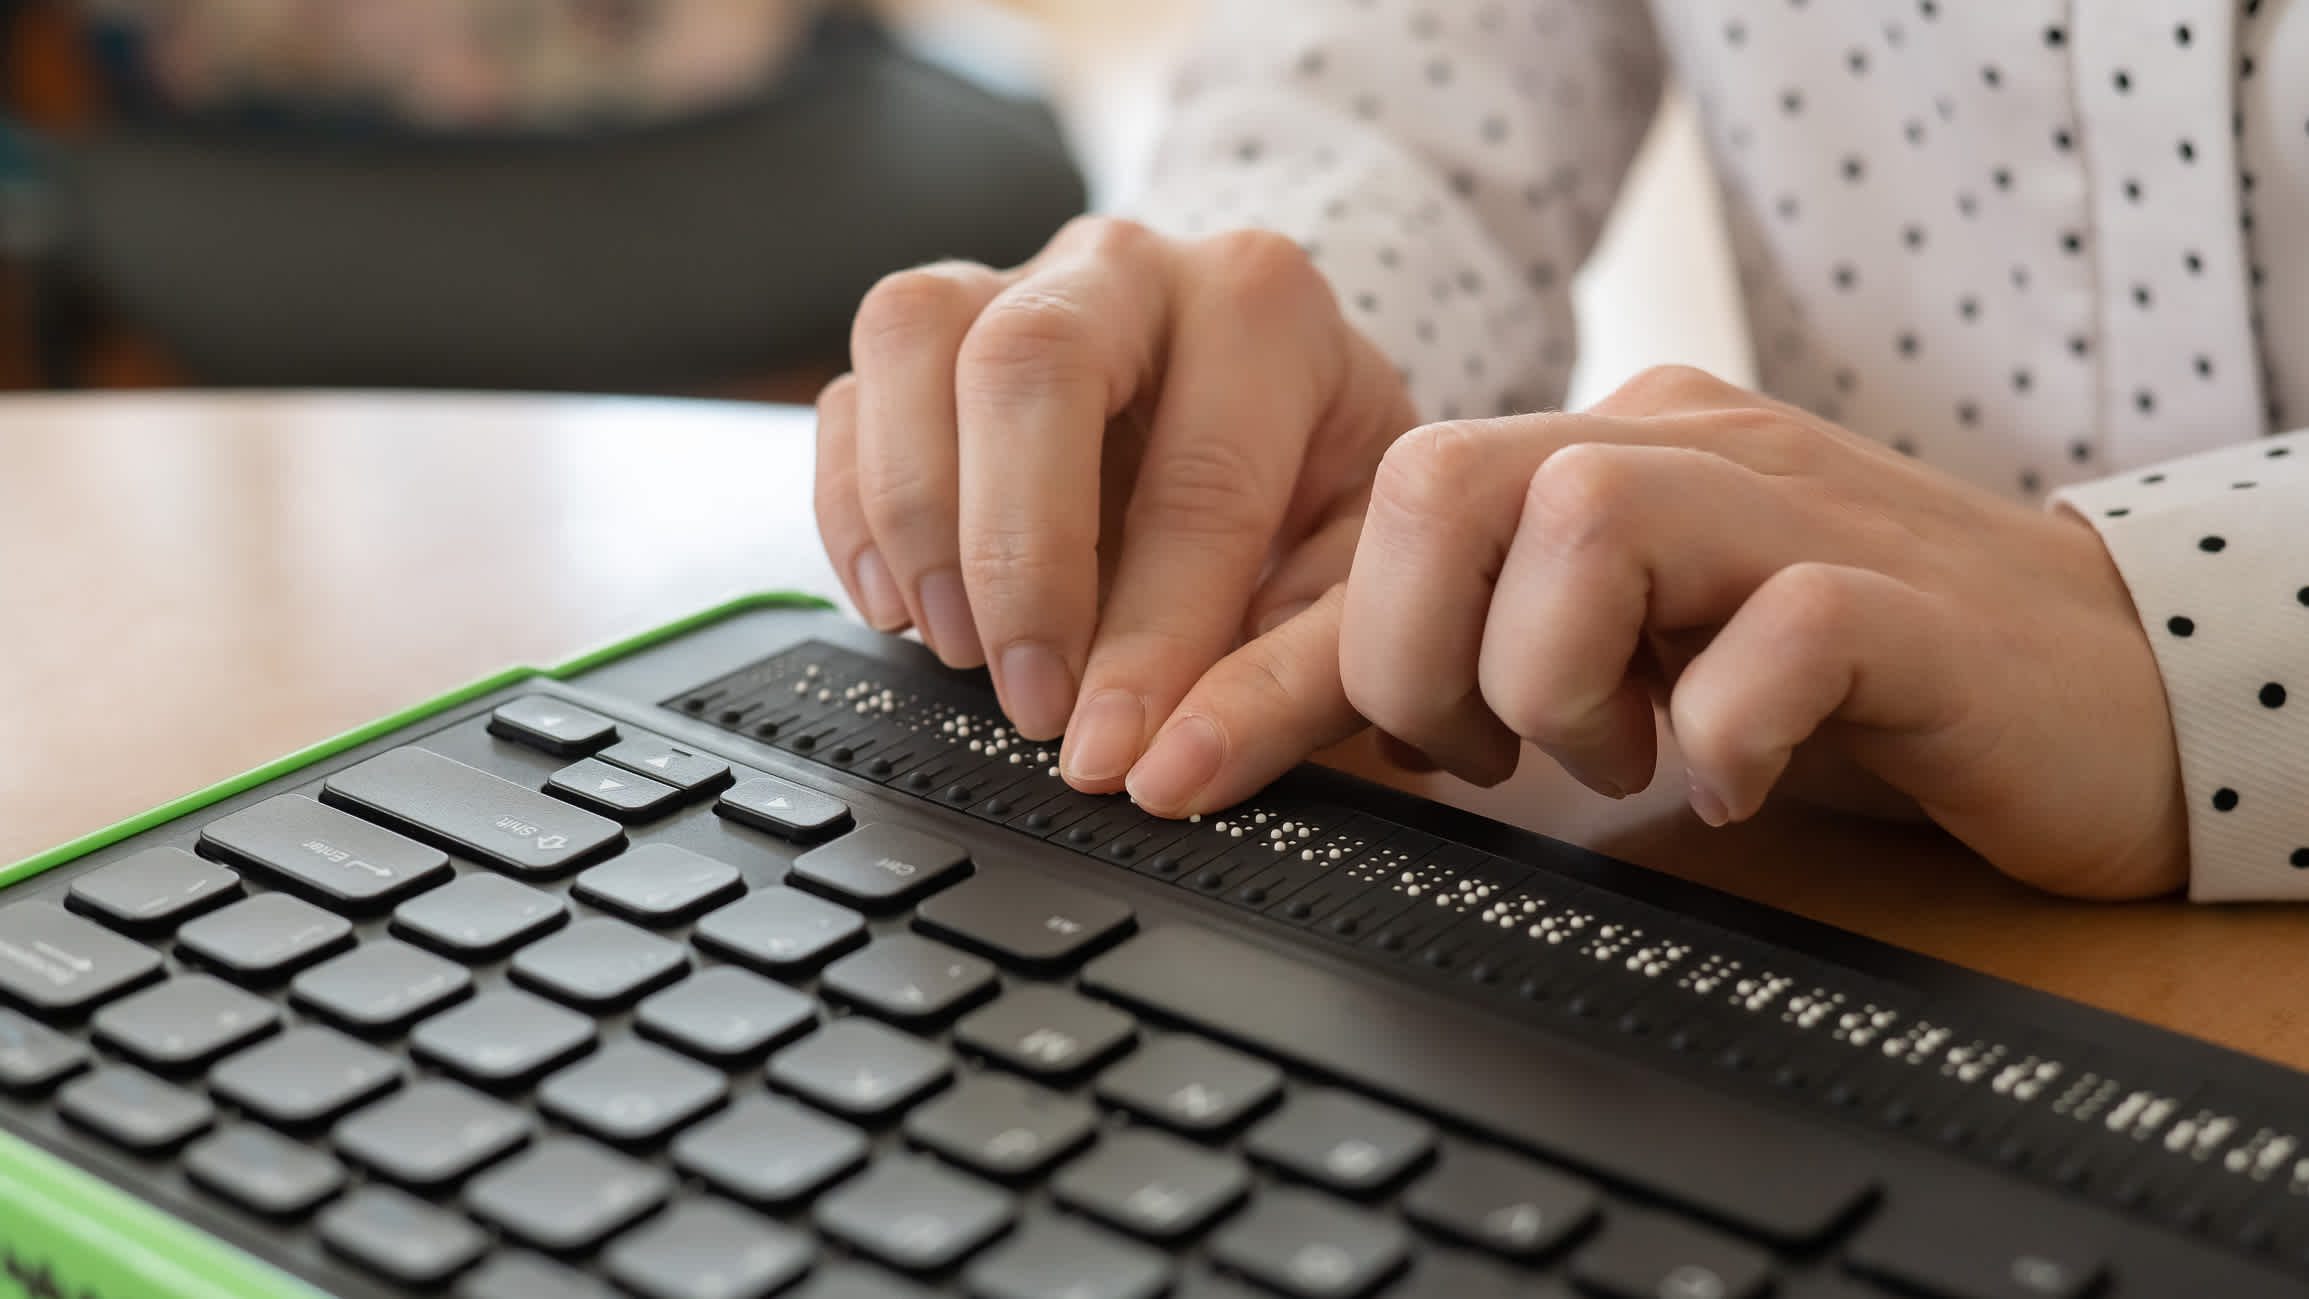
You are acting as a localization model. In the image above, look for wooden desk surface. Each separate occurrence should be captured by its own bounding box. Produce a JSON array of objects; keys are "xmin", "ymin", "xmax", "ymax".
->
[{"xmin": 4, "ymin": 391, "xmax": 2306, "ymax": 1073}]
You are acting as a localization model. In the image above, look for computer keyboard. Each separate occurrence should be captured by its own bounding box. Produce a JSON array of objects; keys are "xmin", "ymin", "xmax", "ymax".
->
[{"xmin": 3, "ymin": 602, "xmax": 2308, "ymax": 1299}]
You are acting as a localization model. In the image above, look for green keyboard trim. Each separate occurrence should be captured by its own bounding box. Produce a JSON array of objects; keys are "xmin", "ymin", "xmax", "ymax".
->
[{"xmin": 0, "ymin": 589, "xmax": 831, "ymax": 1299}]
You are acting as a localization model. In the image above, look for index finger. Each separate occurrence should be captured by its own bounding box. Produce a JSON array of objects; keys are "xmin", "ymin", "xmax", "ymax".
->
[{"xmin": 953, "ymin": 219, "xmax": 1175, "ymax": 739}]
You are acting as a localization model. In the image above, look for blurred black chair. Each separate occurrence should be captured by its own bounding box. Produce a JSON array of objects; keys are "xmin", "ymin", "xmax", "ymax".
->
[{"xmin": 9, "ymin": 10, "xmax": 1085, "ymax": 390}]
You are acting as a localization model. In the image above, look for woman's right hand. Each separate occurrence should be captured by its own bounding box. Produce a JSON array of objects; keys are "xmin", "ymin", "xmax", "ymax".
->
[{"xmin": 815, "ymin": 215, "xmax": 1421, "ymax": 797}]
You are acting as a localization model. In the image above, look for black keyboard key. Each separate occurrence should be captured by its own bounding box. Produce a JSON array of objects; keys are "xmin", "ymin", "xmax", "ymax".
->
[
  {"xmin": 290, "ymin": 939, "xmax": 473, "ymax": 1033},
  {"xmin": 914, "ymin": 873, "xmax": 1134, "ymax": 970},
  {"xmin": 537, "ymin": 1040, "xmax": 726, "ymax": 1145},
  {"xmin": 184, "ymin": 1123, "xmax": 346, "ymax": 1216},
  {"xmin": 92, "ymin": 974, "xmax": 279, "ymax": 1070},
  {"xmin": 674, "ymin": 1094, "xmax": 869, "ymax": 1205},
  {"xmin": 391, "ymin": 871, "xmax": 567, "ymax": 959},
  {"xmin": 489, "ymin": 696, "xmax": 618, "ymax": 756},
  {"xmin": 955, "ymin": 987, "xmax": 1137, "ymax": 1080},
  {"xmin": 1094, "ymin": 1034, "xmax": 1283, "ymax": 1135},
  {"xmin": 175, "ymin": 892, "xmax": 355, "ymax": 981},
  {"xmin": 546, "ymin": 760, "xmax": 682, "ymax": 825},
  {"xmin": 0, "ymin": 1007, "xmax": 90, "ymax": 1091},
  {"xmin": 638, "ymin": 965, "xmax": 815, "ymax": 1063},
  {"xmin": 572, "ymin": 842, "xmax": 743, "ymax": 923},
  {"xmin": 1845, "ymin": 1198, "xmax": 2106, "ymax": 1299},
  {"xmin": 904, "ymin": 1073, "xmax": 1097, "ymax": 1179},
  {"xmin": 719, "ymin": 774, "xmax": 853, "ymax": 840},
  {"xmin": 334, "ymin": 1079, "xmax": 534, "ymax": 1189},
  {"xmin": 57, "ymin": 1065, "xmax": 214, "ymax": 1152},
  {"xmin": 599, "ymin": 736, "xmax": 732, "ymax": 794},
  {"xmin": 323, "ymin": 746, "xmax": 623, "ymax": 876},
  {"xmin": 695, "ymin": 886, "xmax": 867, "ymax": 971},
  {"xmin": 199, "ymin": 794, "xmax": 451, "ymax": 910},
  {"xmin": 413, "ymin": 988, "xmax": 596, "ymax": 1087},
  {"xmin": 605, "ymin": 1199, "xmax": 816, "ymax": 1299},
  {"xmin": 509, "ymin": 915, "xmax": 688, "ymax": 1010},
  {"xmin": 1052, "ymin": 1129, "xmax": 1251, "ymax": 1241},
  {"xmin": 789, "ymin": 1266, "xmax": 938, "ymax": 1299},
  {"xmin": 1083, "ymin": 925, "xmax": 1876, "ymax": 1245},
  {"xmin": 769, "ymin": 1017, "xmax": 951, "ymax": 1121},
  {"xmin": 0, "ymin": 900, "xmax": 165, "ymax": 1015},
  {"xmin": 66, "ymin": 846, "xmax": 242, "ymax": 933},
  {"xmin": 211, "ymin": 1025, "xmax": 401, "ymax": 1128},
  {"xmin": 1208, "ymin": 1188, "xmax": 1410, "ymax": 1299},
  {"xmin": 458, "ymin": 1252, "xmax": 621, "ymax": 1299},
  {"xmin": 816, "ymin": 1154, "xmax": 1017, "ymax": 1272},
  {"xmin": 319, "ymin": 1185, "xmax": 490, "ymax": 1286},
  {"xmin": 964, "ymin": 1216, "xmax": 1172, "ymax": 1299},
  {"xmin": 1246, "ymin": 1089, "xmax": 1436, "ymax": 1195},
  {"xmin": 1570, "ymin": 1213, "xmax": 1773, "ymax": 1299},
  {"xmin": 790, "ymin": 822, "xmax": 969, "ymax": 910},
  {"xmin": 1390, "ymin": 1251, "xmax": 1564, "ymax": 1299},
  {"xmin": 823, "ymin": 934, "xmax": 999, "ymax": 1025},
  {"xmin": 1402, "ymin": 1146, "xmax": 1599, "ymax": 1260},
  {"xmin": 465, "ymin": 1136, "xmax": 673, "ymax": 1253}
]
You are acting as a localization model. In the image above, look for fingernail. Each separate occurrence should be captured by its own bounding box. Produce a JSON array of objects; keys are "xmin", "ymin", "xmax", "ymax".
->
[
  {"xmin": 1688, "ymin": 774, "xmax": 1730, "ymax": 827},
  {"xmin": 1254, "ymin": 599, "xmax": 1314, "ymax": 637},
  {"xmin": 852, "ymin": 547, "xmax": 907, "ymax": 630},
  {"xmin": 1556, "ymin": 752, "xmax": 1627, "ymax": 800},
  {"xmin": 917, "ymin": 570, "xmax": 983, "ymax": 666},
  {"xmin": 1062, "ymin": 689, "xmax": 1145, "ymax": 783},
  {"xmin": 998, "ymin": 641, "xmax": 1077, "ymax": 740},
  {"xmin": 1126, "ymin": 715, "xmax": 1226, "ymax": 812}
]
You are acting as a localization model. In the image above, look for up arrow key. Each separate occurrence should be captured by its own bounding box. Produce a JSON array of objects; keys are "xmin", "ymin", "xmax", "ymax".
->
[
  {"xmin": 596, "ymin": 777, "xmax": 626, "ymax": 793},
  {"xmin": 715, "ymin": 776, "xmax": 850, "ymax": 842}
]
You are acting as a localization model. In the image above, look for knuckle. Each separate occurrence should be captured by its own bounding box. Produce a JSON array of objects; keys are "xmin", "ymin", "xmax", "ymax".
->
[
  {"xmin": 958, "ymin": 289, "xmax": 1100, "ymax": 396},
  {"xmin": 1763, "ymin": 562, "xmax": 1867, "ymax": 647},
  {"xmin": 1370, "ymin": 420, "xmax": 1493, "ymax": 526},
  {"xmin": 1594, "ymin": 362, "xmax": 1724, "ymax": 415},
  {"xmin": 1197, "ymin": 227, "xmax": 1328, "ymax": 309},
  {"xmin": 1477, "ymin": 660, "xmax": 1583, "ymax": 747},
  {"xmin": 852, "ymin": 264, "xmax": 990, "ymax": 356},
  {"xmin": 1066, "ymin": 213, "xmax": 1166, "ymax": 267},
  {"xmin": 1520, "ymin": 441, "xmax": 1642, "ymax": 551},
  {"xmin": 852, "ymin": 457, "xmax": 948, "ymax": 542}
]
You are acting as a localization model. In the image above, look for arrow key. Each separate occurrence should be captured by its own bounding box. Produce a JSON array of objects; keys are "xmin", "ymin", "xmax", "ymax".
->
[
  {"xmin": 598, "ymin": 736, "xmax": 732, "ymax": 794},
  {"xmin": 489, "ymin": 697, "xmax": 617, "ymax": 756},
  {"xmin": 717, "ymin": 775, "xmax": 851, "ymax": 841},
  {"xmin": 546, "ymin": 758, "xmax": 681, "ymax": 822}
]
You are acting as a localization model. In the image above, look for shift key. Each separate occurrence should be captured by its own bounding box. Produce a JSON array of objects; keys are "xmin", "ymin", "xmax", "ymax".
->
[{"xmin": 323, "ymin": 747, "xmax": 622, "ymax": 876}]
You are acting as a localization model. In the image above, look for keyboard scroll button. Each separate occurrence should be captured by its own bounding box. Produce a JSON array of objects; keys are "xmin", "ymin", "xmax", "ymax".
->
[
  {"xmin": 488, "ymin": 696, "xmax": 618, "ymax": 756},
  {"xmin": 546, "ymin": 758, "xmax": 682, "ymax": 821},
  {"xmin": 717, "ymin": 774, "xmax": 852, "ymax": 841}
]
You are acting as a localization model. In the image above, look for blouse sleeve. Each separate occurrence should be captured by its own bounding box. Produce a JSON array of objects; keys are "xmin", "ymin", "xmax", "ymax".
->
[
  {"xmin": 2052, "ymin": 431, "xmax": 2309, "ymax": 901},
  {"xmin": 1125, "ymin": 0, "xmax": 1666, "ymax": 422}
]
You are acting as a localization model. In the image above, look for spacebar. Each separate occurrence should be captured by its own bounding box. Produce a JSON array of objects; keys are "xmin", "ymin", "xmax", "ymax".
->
[{"xmin": 1081, "ymin": 924, "xmax": 1877, "ymax": 1246}]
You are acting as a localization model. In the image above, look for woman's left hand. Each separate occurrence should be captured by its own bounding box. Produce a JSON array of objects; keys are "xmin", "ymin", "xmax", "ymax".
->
[{"xmin": 1123, "ymin": 365, "xmax": 2188, "ymax": 900}]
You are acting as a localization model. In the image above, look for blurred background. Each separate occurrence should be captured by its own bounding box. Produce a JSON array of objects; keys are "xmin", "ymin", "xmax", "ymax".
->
[{"xmin": 0, "ymin": 0, "xmax": 1746, "ymax": 404}]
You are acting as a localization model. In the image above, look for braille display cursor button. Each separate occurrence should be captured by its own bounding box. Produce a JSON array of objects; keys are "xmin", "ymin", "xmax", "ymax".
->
[
  {"xmin": 789, "ymin": 822, "xmax": 968, "ymax": 909},
  {"xmin": 717, "ymin": 775, "xmax": 850, "ymax": 840},
  {"xmin": 322, "ymin": 746, "xmax": 622, "ymax": 875}
]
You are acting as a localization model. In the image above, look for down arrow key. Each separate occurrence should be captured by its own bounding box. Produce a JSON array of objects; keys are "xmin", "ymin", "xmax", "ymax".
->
[{"xmin": 716, "ymin": 776, "xmax": 850, "ymax": 842}]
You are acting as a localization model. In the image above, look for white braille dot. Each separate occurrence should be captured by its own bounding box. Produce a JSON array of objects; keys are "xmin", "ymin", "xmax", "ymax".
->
[
  {"xmin": 1302, "ymin": 849, "xmax": 1315, "ymax": 860},
  {"xmin": 1008, "ymin": 753, "xmax": 1021, "ymax": 764},
  {"xmin": 1272, "ymin": 829, "xmax": 1285, "ymax": 840},
  {"xmin": 1407, "ymin": 885, "xmax": 1424, "ymax": 897},
  {"xmin": 1048, "ymin": 766, "xmax": 1060, "ymax": 778},
  {"xmin": 1328, "ymin": 849, "xmax": 1342, "ymax": 860},
  {"xmin": 968, "ymin": 740, "xmax": 982, "ymax": 753},
  {"xmin": 805, "ymin": 665, "xmax": 820, "ymax": 677},
  {"xmin": 1401, "ymin": 871, "xmax": 1418, "ymax": 884},
  {"xmin": 1230, "ymin": 828, "xmax": 1243, "ymax": 838},
  {"xmin": 793, "ymin": 681, "xmax": 808, "ymax": 694},
  {"xmin": 1189, "ymin": 814, "xmax": 1202, "ymax": 823},
  {"xmin": 1255, "ymin": 813, "xmax": 1269, "ymax": 824},
  {"xmin": 941, "ymin": 721, "xmax": 955, "ymax": 734},
  {"xmin": 817, "ymin": 689, "xmax": 831, "ymax": 702}
]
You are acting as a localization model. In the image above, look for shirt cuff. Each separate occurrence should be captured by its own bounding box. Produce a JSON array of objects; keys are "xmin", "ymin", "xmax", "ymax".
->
[{"xmin": 2051, "ymin": 431, "xmax": 2309, "ymax": 901}]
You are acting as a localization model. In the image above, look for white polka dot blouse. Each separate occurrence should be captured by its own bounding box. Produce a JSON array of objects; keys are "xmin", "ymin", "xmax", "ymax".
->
[{"xmin": 1128, "ymin": 0, "xmax": 2309, "ymax": 901}]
